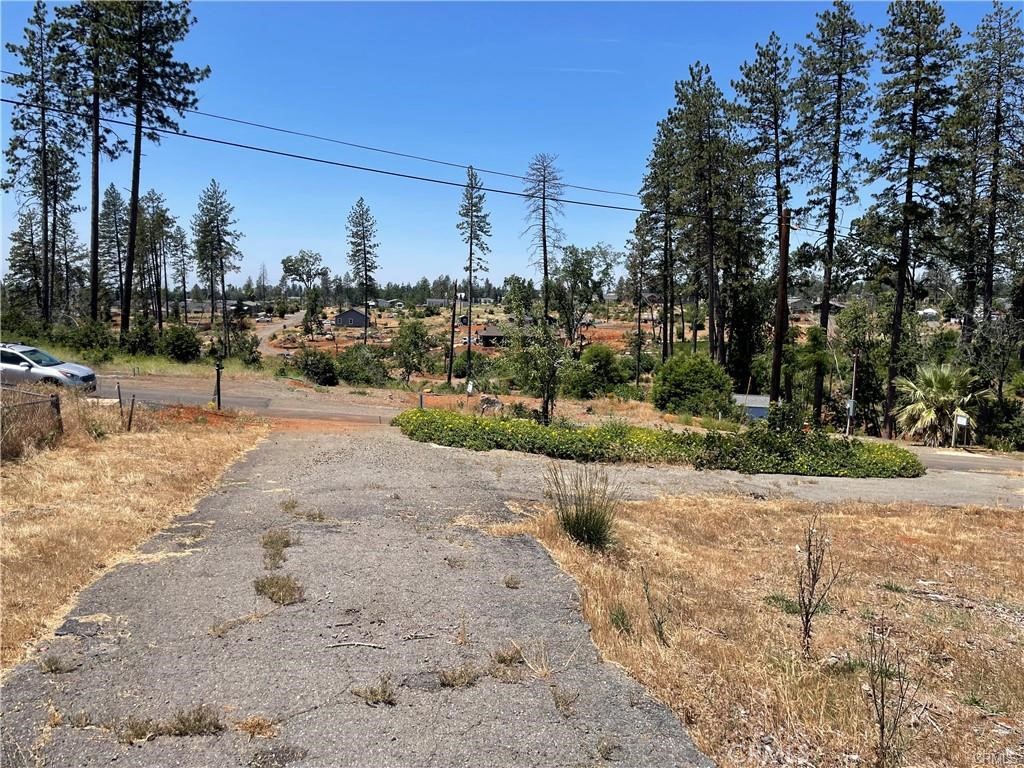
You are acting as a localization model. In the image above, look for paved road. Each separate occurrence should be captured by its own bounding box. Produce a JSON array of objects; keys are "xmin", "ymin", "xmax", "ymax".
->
[
  {"xmin": 1, "ymin": 429, "xmax": 713, "ymax": 768},
  {"xmin": 96, "ymin": 374, "xmax": 1022, "ymax": 481}
]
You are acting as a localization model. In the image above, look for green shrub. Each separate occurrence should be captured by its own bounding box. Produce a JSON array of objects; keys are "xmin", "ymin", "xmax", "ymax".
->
[
  {"xmin": 652, "ymin": 353, "xmax": 734, "ymax": 417},
  {"xmin": 450, "ymin": 349, "xmax": 489, "ymax": 380},
  {"xmin": 51, "ymin": 321, "xmax": 117, "ymax": 352},
  {"xmin": 121, "ymin": 317, "xmax": 158, "ymax": 355},
  {"xmin": 392, "ymin": 409, "xmax": 925, "ymax": 478},
  {"xmin": 545, "ymin": 464, "xmax": 619, "ymax": 551},
  {"xmin": 294, "ymin": 347, "xmax": 338, "ymax": 386},
  {"xmin": 336, "ymin": 344, "xmax": 389, "ymax": 386},
  {"xmin": 561, "ymin": 344, "xmax": 628, "ymax": 399},
  {"xmin": 157, "ymin": 324, "xmax": 202, "ymax": 363},
  {"xmin": 231, "ymin": 330, "xmax": 262, "ymax": 367}
]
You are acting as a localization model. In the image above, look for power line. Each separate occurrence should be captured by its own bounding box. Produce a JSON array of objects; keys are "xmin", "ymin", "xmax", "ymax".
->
[
  {"xmin": 1, "ymin": 94, "xmax": 929, "ymax": 262},
  {"xmin": 0, "ymin": 67, "xmax": 639, "ymax": 199}
]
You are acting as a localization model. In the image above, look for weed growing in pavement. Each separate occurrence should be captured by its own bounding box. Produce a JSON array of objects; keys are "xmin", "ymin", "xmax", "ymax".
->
[
  {"xmin": 504, "ymin": 574, "xmax": 522, "ymax": 589},
  {"xmin": 551, "ymin": 684, "xmax": 580, "ymax": 717},
  {"xmin": 261, "ymin": 528, "xmax": 299, "ymax": 569},
  {"xmin": 234, "ymin": 715, "xmax": 278, "ymax": 739},
  {"xmin": 352, "ymin": 674, "xmax": 397, "ymax": 707},
  {"xmin": 166, "ymin": 705, "xmax": 225, "ymax": 736},
  {"xmin": 439, "ymin": 663, "xmax": 481, "ymax": 688},
  {"xmin": 254, "ymin": 574, "xmax": 305, "ymax": 605},
  {"xmin": 38, "ymin": 653, "xmax": 73, "ymax": 674}
]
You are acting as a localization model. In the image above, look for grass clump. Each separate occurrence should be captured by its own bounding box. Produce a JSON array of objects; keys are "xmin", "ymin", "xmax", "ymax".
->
[
  {"xmin": 545, "ymin": 463, "xmax": 619, "ymax": 551},
  {"xmin": 117, "ymin": 715, "xmax": 160, "ymax": 744},
  {"xmin": 38, "ymin": 653, "xmax": 73, "ymax": 674},
  {"xmin": 352, "ymin": 674, "xmax": 397, "ymax": 707},
  {"xmin": 393, "ymin": 408, "xmax": 925, "ymax": 478},
  {"xmin": 261, "ymin": 528, "xmax": 299, "ymax": 569},
  {"xmin": 254, "ymin": 574, "xmax": 305, "ymax": 605},
  {"xmin": 504, "ymin": 574, "xmax": 522, "ymax": 589},
  {"xmin": 166, "ymin": 704, "xmax": 225, "ymax": 736},
  {"xmin": 438, "ymin": 662, "xmax": 481, "ymax": 688}
]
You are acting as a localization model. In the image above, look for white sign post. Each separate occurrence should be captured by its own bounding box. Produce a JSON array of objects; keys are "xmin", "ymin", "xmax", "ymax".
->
[{"xmin": 952, "ymin": 413, "xmax": 969, "ymax": 448}]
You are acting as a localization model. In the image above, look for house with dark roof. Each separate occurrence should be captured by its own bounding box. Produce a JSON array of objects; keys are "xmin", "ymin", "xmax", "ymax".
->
[
  {"xmin": 333, "ymin": 308, "xmax": 370, "ymax": 328},
  {"xmin": 478, "ymin": 325, "xmax": 506, "ymax": 347}
]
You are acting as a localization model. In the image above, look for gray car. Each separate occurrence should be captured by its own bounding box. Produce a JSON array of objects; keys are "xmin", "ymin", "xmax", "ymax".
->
[{"xmin": 0, "ymin": 343, "xmax": 97, "ymax": 391}]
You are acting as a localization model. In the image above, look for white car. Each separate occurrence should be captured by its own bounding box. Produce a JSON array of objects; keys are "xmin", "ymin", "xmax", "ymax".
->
[{"xmin": 0, "ymin": 343, "xmax": 97, "ymax": 390}]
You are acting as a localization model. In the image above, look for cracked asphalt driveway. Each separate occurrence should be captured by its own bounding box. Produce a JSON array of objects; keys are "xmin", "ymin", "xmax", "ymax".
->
[{"xmin": 1, "ymin": 427, "xmax": 712, "ymax": 768}]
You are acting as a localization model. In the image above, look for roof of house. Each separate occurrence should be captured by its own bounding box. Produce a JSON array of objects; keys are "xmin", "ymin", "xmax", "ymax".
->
[
  {"xmin": 732, "ymin": 393, "xmax": 771, "ymax": 409},
  {"xmin": 479, "ymin": 325, "xmax": 505, "ymax": 337}
]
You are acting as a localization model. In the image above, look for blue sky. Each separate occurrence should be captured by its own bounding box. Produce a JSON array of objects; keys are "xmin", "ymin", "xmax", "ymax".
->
[{"xmin": 0, "ymin": 1, "xmax": 1008, "ymax": 289}]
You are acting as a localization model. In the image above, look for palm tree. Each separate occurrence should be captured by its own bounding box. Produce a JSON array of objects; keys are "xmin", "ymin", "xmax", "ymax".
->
[{"xmin": 894, "ymin": 364, "xmax": 989, "ymax": 446}]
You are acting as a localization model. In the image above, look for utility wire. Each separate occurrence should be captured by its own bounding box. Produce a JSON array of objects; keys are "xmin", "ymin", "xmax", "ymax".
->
[
  {"xmin": 0, "ymin": 67, "xmax": 638, "ymax": 199},
  {"xmin": 1, "ymin": 94, "xmax": 931, "ymax": 262}
]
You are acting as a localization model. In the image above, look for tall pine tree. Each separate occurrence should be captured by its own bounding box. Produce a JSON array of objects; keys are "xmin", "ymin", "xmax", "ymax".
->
[
  {"xmin": 872, "ymin": 0, "xmax": 960, "ymax": 437},
  {"xmin": 346, "ymin": 197, "xmax": 379, "ymax": 345},
  {"xmin": 456, "ymin": 166, "xmax": 491, "ymax": 381},
  {"xmin": 795, "ymin": 0, "xmax": 871, "ymax": 423}
]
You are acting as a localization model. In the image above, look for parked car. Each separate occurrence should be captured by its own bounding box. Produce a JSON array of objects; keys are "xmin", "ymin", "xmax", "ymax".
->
[{"xmin": 0, "ymin": 343, "xmax": 97, "ymax": 391}]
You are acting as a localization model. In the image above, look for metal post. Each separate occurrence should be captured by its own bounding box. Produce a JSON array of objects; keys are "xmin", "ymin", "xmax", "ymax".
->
[
  {"xmin": 845, "ymin": 350, "xmax": 859, "ymax": 437},
  {"xmin": 116, "ymin": 382, "xmax": 124, "ymax": 425},
  {"xmin": 215, "ymin": 358, "xmax": 223, "ymax": 410},
  {"xmin": 419, "ymin": 391, "xmax": 424, "ymax": 410}
]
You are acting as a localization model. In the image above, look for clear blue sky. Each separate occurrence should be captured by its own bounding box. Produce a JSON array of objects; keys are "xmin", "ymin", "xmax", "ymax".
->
[{"xmin": 0, "ymin": 1, "xmax": 1007, "ymax": 290}]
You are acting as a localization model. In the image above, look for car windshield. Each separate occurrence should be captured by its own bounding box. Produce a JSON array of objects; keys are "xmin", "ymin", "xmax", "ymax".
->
[{"xmin": 22, "ymin": 348, "xmax": 62, "ymax": 366}]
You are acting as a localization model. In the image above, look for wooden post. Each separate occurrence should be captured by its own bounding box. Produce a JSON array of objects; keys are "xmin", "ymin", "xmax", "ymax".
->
[
  {"xmin": 126, "ymin": 394, "xmax": 136, "ymax": 432},
  {"xmin": 49, "ymin": 393, "xmax": 64, "ymax": 435},
  {"xmin": 769, "ymin": 208, "xmax": 792, "ymax": 404},
  {"xmin": 116, "ymin": 382, "xmax": 124, "ymax": 425},
  {"xmin": 215, "ymin": 358, "xmax": 223, "ymax": 410}
]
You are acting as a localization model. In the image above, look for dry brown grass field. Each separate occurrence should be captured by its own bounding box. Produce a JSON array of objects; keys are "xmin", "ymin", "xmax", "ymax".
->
[
  {"xmin": 493, "ymin": 494, "xmax": 1023, "ymax": 768},
  {"xmin": 0, "ymin": 397, "xmax": 267, "ymax": 669}
]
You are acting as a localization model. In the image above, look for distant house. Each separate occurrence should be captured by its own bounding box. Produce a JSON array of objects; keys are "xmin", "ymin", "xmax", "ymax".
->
[
  {"xmin": 382, "ymin": 299, "xmax": 404, "ymax": 309},
  {"xmin": 477, "ymin": 297, "xmax": 495, "ymax": 305},
  {"xmin": 424, "ymin": 298, "xmax": 449, "ymax": 308},
  {"xmin": 812, "ymin": 298, "xmax": 846, "ymax": 315},
  {"xmin": 788, "ymin": 296, "xmax": 813, "ymax": 315},
  {"xmin": 917, "ymin": 307, "xmax": 941, "ymax": 322},
  {"xmin": 333, "ymin": 308, "xmax": 370, "ymax": 328},
  {"xmin": 733, "ymin": 393, "xmax": 771, "ymax": 420},
  {"xmin": 478, "ymin": 325, "xmax": 506, "ymax": 347}
]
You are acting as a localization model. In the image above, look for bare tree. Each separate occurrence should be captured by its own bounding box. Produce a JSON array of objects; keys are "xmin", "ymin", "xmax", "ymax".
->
[{"xmin": 522, "ymin": 153, "xmax": 565, "ymax": 318}]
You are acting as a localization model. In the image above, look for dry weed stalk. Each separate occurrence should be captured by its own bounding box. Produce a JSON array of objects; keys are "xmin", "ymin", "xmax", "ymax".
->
[
  {"xmin": 866, "ymin": 626, "xmax": 919, "ymax": 768},
  {"xmin": 640, "ymin": 566, "xmax": 670, "ymax": 647},
  {"xmin": 796, "ymin": 514, "xmax": 842, "ymax": 657}
]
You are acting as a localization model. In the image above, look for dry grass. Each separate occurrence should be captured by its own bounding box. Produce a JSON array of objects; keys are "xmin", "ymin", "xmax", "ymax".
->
[
  {"xmin": 261, "ymin": 528, "xmax": 299, "ymax": 569},
  {"xmin": 494, "ymin": 496, "xmax": 1024, "ymax": 768},
  {"xmin": 352, "ymin": 674, "xmax": 397, "ymax": 707},
  {"xmin": 0, "ymin": 404, "xmax": 266, "ymax": 669},
  {"xmin": 438, "ymin": 662, "xmax": 481, "ymax": 688},
  {"xmin": 234, "ymin": 714, "xmax": 278, "ymax": 740},
  {"xmin": 253, "ymin": 574, "xmax": 304, "ymax": 606}
]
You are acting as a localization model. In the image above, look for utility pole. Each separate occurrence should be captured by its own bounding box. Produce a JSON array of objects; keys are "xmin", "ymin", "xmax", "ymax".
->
[
  {"xmin": 845, "ymin": 350, "xmax": 859, "ymax": 437},
  {"xmin": 769, "ymin": 208, "xmax": 791, "ymax": 404},
  {"xmin": 446, "ymin": 284, "xmax": 458, "ymax": 385}
]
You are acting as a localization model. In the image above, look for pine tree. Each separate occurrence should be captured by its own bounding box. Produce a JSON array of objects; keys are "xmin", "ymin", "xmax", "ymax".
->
[
  {"xmin": 114, "ymin": 0, "xmax": 209, "ymax": 339},
  {"xmin": 6, "ymin": 208, "xmax": 44, "ymax": 313},
  {"xmin": 55, "ymin": 0, "xmax": 130, "ymax": 321},
  {"xmin": 168, "ymin": 222, "xmax": 190, "ymax": 318},
  {"xmin": 456, "ymin": 166, "xmax": 491, "ymax": 381},
  {"xmin": 639, "ymin": 120, "xmax": 677, "ymax": 362},
  {"xmin": 4, "ymin": 1, "xmax": 82, "ymax": 324},
  {"xmin": 346, "ymin": 197, "xmax": 379, "ymax": 345},
  {"xmin": 98, "ymin": 183, "xmax": 128, "ymax": 308},
  {"xmin": 795, "ymin": 0, "xmax": 871, "ymax": 423},
  {"xmin": 627, "ymin": 214, "xmax": 657, "ymax": 385},
  {"xmin": 966, "ymin": 1, "xmax": 1024, "ymax": 319},
  {"xmin": 523, "ymin": 153, "xmax": 565, "ymax": 317},
  {"xmin": 191, "ymin": 179, "xmax": 240, "ymax": 348},
  {"xmin": 872, "ymin": 0, "xmax": 961, "ymax": 437}
]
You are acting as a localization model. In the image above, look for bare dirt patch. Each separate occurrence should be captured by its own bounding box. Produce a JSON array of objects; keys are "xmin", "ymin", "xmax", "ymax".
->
[{"xmin": 495, "ymin": 495, "xmax": 1024, "ymax": 768}]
